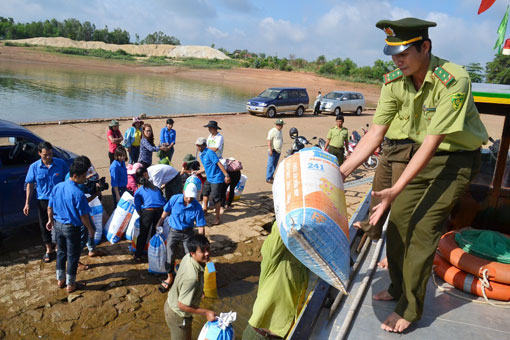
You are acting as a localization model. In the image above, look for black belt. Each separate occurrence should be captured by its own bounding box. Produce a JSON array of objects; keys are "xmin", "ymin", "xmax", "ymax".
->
[
  {"xmin": 435, "ymin": 148, "xmax": 480, "ymax": 157},
  {"xmin": 329, "ymin": 145, "xmax": 344, "ymax": 150},
  {"xmin": 383, "ymin": 138, "xmax": 415, "ymax": 146},
  {"xmin": 251, "ymin": 326, "xmax": 283, "ymax": 339}
]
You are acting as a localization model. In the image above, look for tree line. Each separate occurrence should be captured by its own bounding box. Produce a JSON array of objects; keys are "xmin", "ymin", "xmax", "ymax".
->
[{"xmin": 0, "ymin": 17, "xmax": 180, "ymax": 45}]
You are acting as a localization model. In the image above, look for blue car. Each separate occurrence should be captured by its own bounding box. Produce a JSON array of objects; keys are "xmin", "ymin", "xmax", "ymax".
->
[
  {"xmin": 246, "ymin": 87, "xmax": 309, "ymax": 118},
  {"xmin": 0, "ymin": 119, "xmax": 77, "ymax": 229}
]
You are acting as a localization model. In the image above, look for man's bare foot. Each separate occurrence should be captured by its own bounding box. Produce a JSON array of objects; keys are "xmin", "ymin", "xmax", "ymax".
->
[
  {"xmin": 377, "ymin": 257, "xmax": 388, "ymax": 269},
  {"xmin": 353, "ymin": 221, "xmax": 362, "ymax": 229},
  {"xmin": 381, "ymin": 312, "xmax": 411, "ymax": 333},
  {"xmin": 373, "ymin": 290, "xmax": 394, "ymax": 301}
]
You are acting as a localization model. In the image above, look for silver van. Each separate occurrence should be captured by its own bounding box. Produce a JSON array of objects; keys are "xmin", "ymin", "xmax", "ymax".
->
[{"xmin": 315, "ymin": 91, "xmax": 365, "ymax": 116}]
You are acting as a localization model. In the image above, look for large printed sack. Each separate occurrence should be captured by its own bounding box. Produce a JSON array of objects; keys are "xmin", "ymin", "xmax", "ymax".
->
[
  {"xmin": 184, "ymin": 175, "xmax": 202, "ymax": 196},
  {"xmin": 106, "ymin": 191, "xmax": 135, "ymax": 244},
  {"xmin": 198, "ymin": 311, "xmax": 236, "ymax": 340},
  {"xmin": 148, "ymin": 227, "xmax": 167, "ymax": 274},
  {"xmin": 273, "ymin": 147, "xmax": 349, "ymax": 293},
  {"xmin": 88, "ymin": 196, "xmax": 104, "ymax": 245},
  {"xmin": 125, "ymin": 210, "xmax": 139, "ymax": 241},
  {"xmin": 227, "ymin": 174, "xmax": 247, "ymax": 201}
]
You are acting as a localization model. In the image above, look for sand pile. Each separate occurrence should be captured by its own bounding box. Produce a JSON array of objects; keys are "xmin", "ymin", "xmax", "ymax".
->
[{"xmin": 6, "ymin": 37, "xmax": 230, "ymax": 60}]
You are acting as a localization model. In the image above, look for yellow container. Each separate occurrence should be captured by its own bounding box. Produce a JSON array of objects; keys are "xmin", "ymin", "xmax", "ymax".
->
[{"xmin": 203, "ymin": 262, "xmax": 218, "ymax": 298}]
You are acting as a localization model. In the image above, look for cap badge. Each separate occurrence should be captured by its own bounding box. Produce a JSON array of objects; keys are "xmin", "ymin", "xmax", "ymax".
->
[{"xmin": 384, "ymin": 27, "xmax": 396, "ymax": 37}]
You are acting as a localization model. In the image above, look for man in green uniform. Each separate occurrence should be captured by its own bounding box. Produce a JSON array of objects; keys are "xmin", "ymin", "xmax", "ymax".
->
[
  {"xmin": 242, "ymin": 222, "xmax": 309, "ymax": 339},
  {"xmin": 164, "ymin": 234, "xmax": 216, "ymax": 340},
  {"xmin": 324, "ymin": 115, "xmax": 349, "ymax": 165},
  {"xmin": 354, "ymin": 117, "xmax": 419, "ymax": 242},
  {"xmin": 340, "ymin": 17, "xmax": 488, "ymax": 333}
]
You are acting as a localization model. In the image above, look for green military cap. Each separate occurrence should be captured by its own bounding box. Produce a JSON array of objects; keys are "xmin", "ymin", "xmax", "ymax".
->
[{"xmin": 376, "ymin": 17, "xmax": 436, "ymax": 55}]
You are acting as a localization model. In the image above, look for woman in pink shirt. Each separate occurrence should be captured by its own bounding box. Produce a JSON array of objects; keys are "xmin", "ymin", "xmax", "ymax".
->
[{"xmin": 107, "ymin": 119, "xmax": 123, "ymax": 164}]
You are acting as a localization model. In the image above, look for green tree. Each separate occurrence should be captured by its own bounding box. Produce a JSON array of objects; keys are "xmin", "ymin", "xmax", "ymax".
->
[
  {"xmin": 316, "ymin": 55, "xmax": 326, "ymax": 65},
  {"xmin": 319, "ymin": 61, "xmax": 336, "ymax": 74},
  {"xmin": 465, "ymin": 62, "xmax": 484, "ymax": 83},
  {"xmin": 141, "ymin": 31, "xmax": 180, "ymax": 45},
  {"xmin": 371, "ymin": 59, "xmax": 395, "ymax": 80},
  {"xmin": 486, "ymin": 55, "xmax": 510, "ymax": 84}
]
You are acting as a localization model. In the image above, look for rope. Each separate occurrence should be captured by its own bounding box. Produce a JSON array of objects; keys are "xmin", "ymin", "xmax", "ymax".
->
[{"xmin": 431, "ymin": 265, "xmax": 510, "ymax": 308}]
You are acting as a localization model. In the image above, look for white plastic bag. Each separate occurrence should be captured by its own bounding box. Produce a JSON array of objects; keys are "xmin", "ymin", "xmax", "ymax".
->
[
  {"xmin": 88, "ymin": 196, "xmax": 103, "ymax": 245},
  {"xmin": 198, "ymin": 311, "xmax": 236, "ymax": 340},
  {"xmin": 148, "ymin": 227, "xmax": 167, "ymax": 274},
  {"xmin": 125, "ymin": 210, "xmax": 139, "ymax": 241},
  {"xmin": 106, "ymin": 191, "xmax": 135, "ymax": 244}
]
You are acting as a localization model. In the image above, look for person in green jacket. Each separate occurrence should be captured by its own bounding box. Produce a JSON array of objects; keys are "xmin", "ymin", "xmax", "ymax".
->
[{"xmin": 242, "ymin": 222, "xmax": 309, "ymax": 340}]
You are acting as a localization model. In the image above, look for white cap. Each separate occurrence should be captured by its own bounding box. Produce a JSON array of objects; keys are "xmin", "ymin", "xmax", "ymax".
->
[
  {"xmin": 195, "ymin": 137, "xmax": 207, "ymax": 145},
  {"xmin": 184, "ymin": 183, "xmax": 199, "ymax": 199}
]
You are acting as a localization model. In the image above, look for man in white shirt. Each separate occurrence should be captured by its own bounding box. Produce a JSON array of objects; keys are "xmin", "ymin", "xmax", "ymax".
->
[
  {"xmin": 266, "ymin": 119, "xmax": 284, "ymax": 184},
  {"xmin": 148, "ymin": 163, "xmax": 182, "ymax": 199},
  {"xmin": 204, "ymin": 120, "xmax": 224, "ymax": 158}
]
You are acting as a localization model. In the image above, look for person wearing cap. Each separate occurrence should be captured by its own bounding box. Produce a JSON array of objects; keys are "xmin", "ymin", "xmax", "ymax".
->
[
  {"xmin": 340, "ymin": 17, "xmax": 488, "ymax": 332},
  {"xmin": 156, "ymin": 182, "xmax": 206, "ymax": 293},
  {"xmin": 107, "ymin": 119, "xmax": 123, "ymax": 165},
  {"xmin": 266, "ymin": 119, "xmax": 284, "ymax": 184},
  {"xmin": 195, "ymin": 137, "xmax": 230, "ymax": 225},
  {"xmin": 159, "ymin": 118, "xmax": 176, "ymax": 163},
  {"xmin": 123, "ymin": 116, "xmax": 144, "ymax": 165},
  {"xmin": 324, "ymin": 115, "xmax": 348, "ymax": 165},
  {"xmin": 204, "ymin": 120, "xmax": 224, "ymax": 158}
]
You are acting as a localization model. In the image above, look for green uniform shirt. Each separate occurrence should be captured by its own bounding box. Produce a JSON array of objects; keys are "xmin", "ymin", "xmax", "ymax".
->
[
  {"xmin": 327, "ymin": 126, "xmax": 349, "ymax": 148},
  {"xmin": 248, "ymin": 222, "xmax": 309, "ymax": 337},
  {"xmin": 167, "ymin": 253, "xmax": 204, "ymax": 318},
  {"xmin": 374, "ymin": 55, "xmax": 488, "ymax": 151}
]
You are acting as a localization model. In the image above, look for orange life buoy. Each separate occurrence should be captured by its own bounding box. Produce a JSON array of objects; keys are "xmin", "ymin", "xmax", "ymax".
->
[
  {"xmin": 433, "ymin": 253, "xmax": 510, "ymax": 301},
  {"xmin": 437, "ymin": 231, "xmax": 510, "ymax": 284}
]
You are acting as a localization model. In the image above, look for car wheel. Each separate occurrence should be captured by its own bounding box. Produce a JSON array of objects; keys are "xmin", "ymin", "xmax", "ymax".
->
[
  {"xmin": 355, "ymin": 107, "xmax": 362, "ymax": 116},
  {"xmin": 266, "ymin": 107, "xmax": 276, "ymax": 118},
  {"xmin": 295, "ymin": 106, "xmax": 304, "ymax": 117},
  {"xmin": 334, "ymin": 107, "xmax": 341, "ymax": 115}
]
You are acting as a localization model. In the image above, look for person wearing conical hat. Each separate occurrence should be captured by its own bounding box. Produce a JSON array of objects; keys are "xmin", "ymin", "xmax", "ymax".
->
[{"xmin": 340, "ymin": 17, "xmax": 488, "ymax": 333}]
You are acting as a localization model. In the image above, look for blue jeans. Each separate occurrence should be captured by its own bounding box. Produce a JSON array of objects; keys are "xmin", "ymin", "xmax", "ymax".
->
[
  {"xmin": 129, "ymin": 146, "xmax": 140, "ymax": 165},
  {"xmin": 266, "ymin": 151, "xmax": 281, "ymax": 181},
  {"xmin": 54, "ymin": 221, "xmax": 82, "ymax": 285},
  {"xmin": 80, "ymin": 220, "xmax": 95, "ymax": 252}
]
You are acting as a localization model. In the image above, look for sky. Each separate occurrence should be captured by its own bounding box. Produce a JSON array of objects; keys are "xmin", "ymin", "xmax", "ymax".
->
[{"xmin": 1, "ymin": 0, "xmax": 510, "ymax": 67}]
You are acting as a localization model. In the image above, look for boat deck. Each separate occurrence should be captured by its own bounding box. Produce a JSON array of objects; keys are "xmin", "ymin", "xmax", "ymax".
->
[{"xmin": 309, "ymin": 239, "xmax": 510, "ymax": 339}]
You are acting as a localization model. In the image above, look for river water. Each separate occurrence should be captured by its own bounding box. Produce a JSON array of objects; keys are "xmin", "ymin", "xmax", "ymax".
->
[{"xmin": 0, "ymin": 61, "xmax": 250, "ymax": 123}]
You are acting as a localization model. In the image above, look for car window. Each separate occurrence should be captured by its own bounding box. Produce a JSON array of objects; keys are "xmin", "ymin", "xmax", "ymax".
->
[
  {"xmin": 341, "ymin": 95, "xmax": 349, "ymax": 101},
  {"xmin": 299, "ymin": 90, "xmax": 308, "ymax": 98},
  {"xmin": 0, "ymin": 136, "xmax": 39, "ymax": 166},
  {"xmin": 259, "ymin": 89, "xmax": 280, "ymax": 99},
  {"xmin": 289, "ymin": 90, "xmax": 298, "ymax": 99},
  {"xmin": 279, "ymin": 91, "xmax": 288, "ymax": 100},
  {"xmin": 349, "ymin": 93, "xmax": 357, "ymax": 100},
  {"xmin": 324, "ymin": 92, "xmax": 337, "ymax": 99},
  {"xmin": 358, "ymin": 94, "xmax": 364, "ymax": 99}
]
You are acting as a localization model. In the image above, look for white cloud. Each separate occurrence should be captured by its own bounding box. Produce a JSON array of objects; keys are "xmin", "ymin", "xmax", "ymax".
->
[
  {"xmin": 207, "ymin": 26, "xmax": 229, "ymax": 39},
  {"xmin": 258, "ymin": 17, "xmax": 307, "ymax": 43}
]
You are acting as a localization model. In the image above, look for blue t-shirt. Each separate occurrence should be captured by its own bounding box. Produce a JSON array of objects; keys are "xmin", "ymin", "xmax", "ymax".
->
[
  {"xmin": 134, "ymin": 186, "xmax": 166, "ymax": 214},
  {"xmin": 110, "ymin": 160, "xmax": 128, "ymax": 188},
  {"xmin": 199, "ymin": 148, "xmax": 224, "ymax": 184},
  {"xmin": 25, "ymin": 158, "xmax": 69, "ymax": 200},
  {"xmin": 160, "ymin": 127, "xmax": 176, "ymax": 145},
  {"xmin": 163, "ymin": 194, "xmax": 206, "ymax": 230},
  {"xmin": 49, "ymin": 180, "xmax": 90, "ymax": 226}
]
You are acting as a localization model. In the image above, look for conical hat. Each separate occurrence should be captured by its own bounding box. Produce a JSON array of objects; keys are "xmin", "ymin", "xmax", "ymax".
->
[{"xmin": 503, "ymin": 38, "xmax": 510, "ymax": 56}]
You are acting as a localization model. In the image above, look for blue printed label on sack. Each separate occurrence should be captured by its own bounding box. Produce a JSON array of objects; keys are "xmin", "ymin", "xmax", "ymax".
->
[{"xmin": 206, "ymin": 262, "xmax": 216, "ymax": 273}]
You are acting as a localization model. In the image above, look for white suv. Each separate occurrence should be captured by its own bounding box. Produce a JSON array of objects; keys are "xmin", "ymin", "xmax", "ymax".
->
[{"xmin": 315, "ymin": 91, "xmax": 365, "ymax": 116}]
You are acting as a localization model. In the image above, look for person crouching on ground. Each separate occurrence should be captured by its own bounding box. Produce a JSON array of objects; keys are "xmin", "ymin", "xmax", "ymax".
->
[
  {"xmin": 46, "ymin": 159, "xmax": 94, "ymax": 293},
  {"xmin": 194, "ymin": 137, "xmax": 230, "ymax": 225},
  {"xmin": 164, "ymin": 234, "xmax": 216, "ymax": 340},
  {"xmin": 243, "ymin": 221, "xmax": 309, "ymax": 340},
  {"xmin": 110, "ymin": 146, "xmax": 128, "ymax": 206},
  {"xmin": 133, "ymin": 166, "xmax": 166, "ymax": 262},
  {"xmin": 156, "ymin": 182, "xmax": 206, "ymax": 293}
]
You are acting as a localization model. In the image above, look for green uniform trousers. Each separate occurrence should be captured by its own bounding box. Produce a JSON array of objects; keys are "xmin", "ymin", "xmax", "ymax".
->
[
  {"xmin": 328, "ymin": 145, "xmax": 345, "ymax": 165},
  {"xmin": 360, "ymin": 141, "xmax": 419, "ymax": 240},
  {"xmin": 387, "ymin": 149, "xmax": 481, "ymax": 322},
  {"xmin": 164, "ymin": 301, "xmax": 192, "ymax": 340}
]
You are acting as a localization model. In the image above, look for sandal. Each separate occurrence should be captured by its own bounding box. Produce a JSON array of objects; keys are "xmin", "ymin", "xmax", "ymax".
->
[
  {"xmin": 43, "ymin": 253, "xmax": 52, "ymax": 263},
  {"xmin": 78, "ymin": 261, "xmax": 89, "ymax": 271},
  {"xmin": 57, "ymin": 281, "xmax": 66, "ymax": 289},
  {"xmin": 67, "ymin": 281, "xmax": 86, "ymax": 293},
  {"xmin": 158, "ymin": 281, "xmax": 171, "ymax": 293}
]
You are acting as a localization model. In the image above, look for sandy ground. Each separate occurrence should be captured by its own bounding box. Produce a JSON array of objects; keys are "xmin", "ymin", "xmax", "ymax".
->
[{"xmin": 0, "ymin": 47, "xmax": 506, "ymax": 339}]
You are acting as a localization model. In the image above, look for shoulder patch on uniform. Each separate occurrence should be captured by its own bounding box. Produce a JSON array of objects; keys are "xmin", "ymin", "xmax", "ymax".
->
[
  {"xmin": 433, "ymin": 66, "xmax": 456, "ymax": 88},
  {"xmin": 383, "ymin": 69, "xmax": 403, "ymax": 84},
  {"xmin": 451, "ymin": 93, "xmax": 466, "ymax": 110}
]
